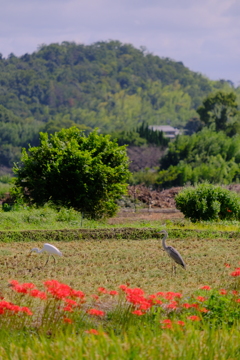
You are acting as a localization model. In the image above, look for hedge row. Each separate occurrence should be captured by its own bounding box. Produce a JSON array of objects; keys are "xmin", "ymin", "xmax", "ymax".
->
[{"xmin": 0, "ymin": 228, "xmax": 238, "ymax": 242}]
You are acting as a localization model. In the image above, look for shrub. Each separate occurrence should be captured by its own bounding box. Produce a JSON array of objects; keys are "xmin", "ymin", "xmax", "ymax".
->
[{"xmin": 175, "ymin": 183, "xmax": 240, "ymax": 222}]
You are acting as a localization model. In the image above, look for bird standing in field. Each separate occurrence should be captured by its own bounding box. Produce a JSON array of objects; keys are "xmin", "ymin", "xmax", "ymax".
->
[
  {"xmin": 28, "ymin": 243, "xmax": 63, "ymax": 266},
  {"xmin": 158, "ymin": 230, "xmax": 186, "ymax": 274}
]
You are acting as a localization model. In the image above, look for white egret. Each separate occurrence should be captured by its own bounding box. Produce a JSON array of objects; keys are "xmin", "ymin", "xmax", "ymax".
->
[{"xmin": 29, "ymin": 243, "xmax": 63, "ymax": 266}]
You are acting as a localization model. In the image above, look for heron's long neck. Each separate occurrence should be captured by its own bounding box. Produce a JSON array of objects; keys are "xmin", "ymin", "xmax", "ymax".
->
[
  {"xmin": 32, "ymin": 248, "xmax": 43, "ymax": 254},
  {"xmin": 161, "ymin": 232, "xmax": 168, "ymax": 250}
]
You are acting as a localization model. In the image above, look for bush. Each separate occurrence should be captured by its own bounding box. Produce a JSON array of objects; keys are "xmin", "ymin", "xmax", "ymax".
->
[
  {"xmin": 175, "ymin": 183, "xmax": 240, "ymax": 222},
  {"xmin": 13, "ymin": 127, "xmax": 130, "ymax": 219}
]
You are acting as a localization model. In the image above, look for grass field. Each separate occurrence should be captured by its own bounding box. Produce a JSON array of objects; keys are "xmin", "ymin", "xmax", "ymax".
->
[
  {"xmin": 0, "ymin": 206, "xmax": 239, "ymax": 359},
  {"xmin": 0, "ymin": 236, "xmax": 239, "ymax": 297}
]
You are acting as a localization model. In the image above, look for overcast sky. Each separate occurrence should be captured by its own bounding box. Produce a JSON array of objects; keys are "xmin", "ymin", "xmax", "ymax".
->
[{"xmin": 1, "ymin": 0, "xmax": 239, "ymax": 85}]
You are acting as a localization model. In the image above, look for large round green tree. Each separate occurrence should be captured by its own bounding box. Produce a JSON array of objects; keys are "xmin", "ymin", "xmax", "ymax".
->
[{"xmin": 13, "ymin": 127, "xmax": 130, "ymax": 219}]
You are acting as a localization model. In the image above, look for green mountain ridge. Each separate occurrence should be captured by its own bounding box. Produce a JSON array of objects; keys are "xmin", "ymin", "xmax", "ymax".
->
[{"xmin": 0, "ymin": 40, "xmax": 237, "ymax": 167}]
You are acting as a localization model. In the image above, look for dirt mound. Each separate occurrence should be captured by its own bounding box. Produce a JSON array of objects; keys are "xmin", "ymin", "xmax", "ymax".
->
[
  {"xmin": 128, "ymin": 185, "xmax": 183, "ymax": 208},
  {"xmin": 128, "ymin": 184, "xmax": 240, "ymax": 210}
]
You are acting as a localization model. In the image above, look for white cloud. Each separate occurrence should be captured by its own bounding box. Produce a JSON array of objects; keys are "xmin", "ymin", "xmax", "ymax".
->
[{"xmin": 0, "ymin": 0, "xmax": 239, "ymax": 83}]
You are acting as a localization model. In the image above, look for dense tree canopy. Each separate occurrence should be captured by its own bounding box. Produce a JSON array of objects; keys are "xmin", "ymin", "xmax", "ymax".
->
[
  {"xmin": 157, "ymin": 129, "xmax": 240, "ymax": 187},
  {"xmin": 0, "ymin": 41, "xmax": 237, "ymax": 167},
  {"xmin": 197, "ymin": 91, "xmax": 239, "ymax": 132},
  {"xmin": 13, "ymin": 127, "xmax": 130, "ymax": 219}
]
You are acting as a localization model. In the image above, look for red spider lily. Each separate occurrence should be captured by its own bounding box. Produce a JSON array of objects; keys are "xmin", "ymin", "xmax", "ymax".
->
[
  {"xmin": 232, "ymin": 290, "xmax": 238, "ymax": 296},
  {"xmin": 109, "ymin": 290, "xmax": 118, "ymax": 296},
  {"xmin": 125, "ymin": 287, "xmax": 145, "ymax": 296},
  {"xmin": 63, "ymin": 317, "xmax": 73, "ymax": 324},
  {"xmin": 196, "ymin": 296, "xmax": 207, "ymax": 302},
  {"xmin": 119, "ymin": 284, "xmax": 128, "ymax": 291},
  {"xmin": 29, "ymin": 289, "xmax": 47, "ymax": 300},
  {"xmin": 182, "ymin": 303, "xmax": 198, "ymax": 309},
  {"xmin": 0, "ymin": 301, "xmax": 33, "ymax": 316},
  {"xmin": 87, "ymin": 309, "xmax": 105, "ymax": 317},
  {"xmin": 219, "ymin": 289, "xmax": 227, "ymax": 295},
  {"xmin": 98, "ymin": 287, "xmax": 108, "ymax": 294},
  {"xmin": 231, "ymin": 269, "xmax": 240, "ymax": 277},
  {"xmin": 21, "ymin": 307, "xmax": 33, "ymax": 316},
  {"xmin": 71, "ymin": 289, "xmax": 85, "ymax": 299},
  {"xmin": 132, "ymin": 310, "xmax": 145, "ymax": 315},
  {"xmin": 182, "ymin": 303, "xmax": 191, "ymax": 309},
  {"xmin": 147, "ymin": 294, "xmax": 163, "ymax": 305},
  {"xmin": 199, "ymin": 307, "xmax": 209, "ymax": 313},
  {"xmin": 44, "ymin": 280, "xmax": 72, "ymax": 299},
  {"xmin": 123, "ymin": 287, "xmax": 152, "ymax": 311},
  {"xmin": 177, "ymin": 320, "xmax": 185, "ymax": 326},
  {"xmin": 188, "ymin": 315, "xmax": 201, "ymax": 321},
  {"xmin": 236, "ymin": 299, "xmax": 240, "ymax": 303},
  {"xmin": 85, "ymin": 329, "xmax": 100, "ymax": 335},
  {"xmin": 64, "ymin": 299, "xmax": 77, "ymax": 306},
  {"xmin": 161, "ymin": 319, "xmax": 172, "ymax": 329},
  {"xmin": 91, "ymin": 294, "xmax": 99, "ymax": 301},
  {"xmin": 166, "ymin": 301, "xmax": 178, "ymax": 309},
  {"xmin": 164, "ymin": 292, "xmax": 182, "ymax": 300},
  {"xmin": 9, "ymin": 280, "xmax": 35, "ymax": 294},
  {"xmin": 156, "ymin": 291, "xmax": 182, "ymax": 301},
  {"xmin": 200, "ymin": 286, "xmax": 211, "ymax": 290},
  {"xmin": 63, "ymin": 306, "xmax": 73, "ymax": 312},
  {"xmin": 224, "ymin": 263, "xmax": 231, "ymax": 268},
  {"xmin": 226, "ymin": 209, "xmax": 232, "ymax": 212}
]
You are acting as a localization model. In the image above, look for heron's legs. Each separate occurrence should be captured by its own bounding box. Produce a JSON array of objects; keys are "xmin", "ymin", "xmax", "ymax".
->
[
  {"xmin": 171, "ymin": 263, "xmax": 176, "ymax": 276},
  {"xmin": 52, "ymin": 255, "xmax": 56, "ymax": 264},
  {"xmin": 44, "ymin": 256, "xmax": 50, "ymax": 267}
]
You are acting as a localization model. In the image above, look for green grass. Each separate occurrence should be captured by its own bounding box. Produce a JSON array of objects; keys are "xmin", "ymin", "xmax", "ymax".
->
[
  {"xmin": 0, "ymin": 325, "xmax": 240, "ymax": 360},
  {"xmin": 0, "ymin": 207, "xmax": 239, "ymax": 359}
]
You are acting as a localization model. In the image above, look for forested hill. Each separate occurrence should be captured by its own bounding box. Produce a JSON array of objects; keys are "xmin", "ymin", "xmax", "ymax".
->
[{"xmin": 0, "ymin": 40, "xmax": 235, "ymax": 167}]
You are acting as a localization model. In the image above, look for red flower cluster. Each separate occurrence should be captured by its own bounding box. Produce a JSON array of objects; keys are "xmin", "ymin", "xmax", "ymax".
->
[
  {"xmin": 224, "ymin": 263, "xmax": 231, "ymax": 268},
  {"xmin": 161, "ymin": 318, "xmax": 185, "ymax": 329},
  {"xmin": 97, "ymin": 287, "xmax": 118, "ymax": 296},
  {"xmin": 120, "ymin": 286, "xmax": 152, "ymax": 312},
  {"xmin": 230, "ymin": 268, "xmax": 240, "ymax": 277},
  {"xmin": 9, "ymin": 280, "xmax": 47, "ymax": 300},
  {"xmin": 119, "ymin": 286, "xmax": 183, "ymax": 314},
  {"xmin": 196, "ymin": 296, "xmax": 207, "ymax": 302},
  {"xmin": 0, "ymin": 300, "xmax": 32, "ymax": 315},
  {"xmin": 155, "ymin": 291, "xmax": 182, "ymax": 300},
  {"xmin": 63, "ymin": 317, "xmax": 73, "ymax": 324},
  {"xmin": 188, "ymin": 315, "xmax": 201, "ymax": 321},
  {"xmin": 85, "ymin": 328, "xmax": 101, "ymax": 335},
  {"xmin": 87, "ymin": 308, "xmax": 105, "ymax": 317},
  {"xmin": 219, "ymin": 289, "xmax": 227, "ymax": 295},
  {"xmin": 200, "ymin": 286, "xmax": 211, "ymax": 290}
]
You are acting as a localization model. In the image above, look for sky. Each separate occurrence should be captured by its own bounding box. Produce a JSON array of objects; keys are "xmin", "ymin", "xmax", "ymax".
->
[{"xmin": 1, "ymin": 0, "xmax": 239, "ymax": 85}]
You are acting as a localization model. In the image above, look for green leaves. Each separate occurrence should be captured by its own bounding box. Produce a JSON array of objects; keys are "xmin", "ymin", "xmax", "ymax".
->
[
  {"xmin": 197, "ymin": 91, "xmax": 239, "ymax": 132},
  {"xmin": 175, "ymin": 183, "xmax": 240, "ymax": 222},
  {"xmin": 13, "ymin": 127, "xmax": 130, "ymax": 219}
]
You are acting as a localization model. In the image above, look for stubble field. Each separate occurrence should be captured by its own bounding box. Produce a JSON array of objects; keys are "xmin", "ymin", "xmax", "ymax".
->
[{"xmin": 0, "ymin": 233, "xmax": 238, "ymax": 298}]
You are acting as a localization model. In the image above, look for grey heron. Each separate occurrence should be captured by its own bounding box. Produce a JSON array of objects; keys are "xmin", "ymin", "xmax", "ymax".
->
[
  {"xmin": 28, "ymin": 243, "xmax": 63, "ymax": 266},
  {"xmin": 158, "ymin": 230, "xmax": 186, "ymax": 274}
]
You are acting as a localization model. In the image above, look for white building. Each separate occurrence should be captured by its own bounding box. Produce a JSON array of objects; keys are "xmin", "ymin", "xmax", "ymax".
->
[{"xmin": 149, "ymin": 125, "xmax": 181, "ymax": 139}]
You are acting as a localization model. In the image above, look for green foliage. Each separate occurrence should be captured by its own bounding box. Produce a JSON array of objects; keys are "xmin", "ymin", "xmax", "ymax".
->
[
  {"xmin": 110, "ymin": 122, "xmax": 169, "ymax": 147},
  {"xmin": 175, "ymin": 183, "xmax": 240, "ymax": 221},
  {"xmin": 13, "ymin": 127, "xmax": 130, "ymax": 219},
  {"xmin": 158, "ymin": 129, "xmax": 240, "ymax": 187},
  {"xmin": 129, "ymin": 169, "xmax": 159, "ymax": 188},
  {"xmin": 0, "ymin": 41, "xmax": 236, "ymax": 167},
  {"xmin": 197, "ymin": 91, "xmax": 239, "ymax": 132},
  {"xmin": 110, "ymin": 130, "xmax": 147, "ymax": 146}
]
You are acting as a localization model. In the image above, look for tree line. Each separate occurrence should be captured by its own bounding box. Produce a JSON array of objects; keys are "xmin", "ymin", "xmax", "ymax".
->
[{"xmin": 0, "ymin": 40, "xmax": 236, "ymax": 167}]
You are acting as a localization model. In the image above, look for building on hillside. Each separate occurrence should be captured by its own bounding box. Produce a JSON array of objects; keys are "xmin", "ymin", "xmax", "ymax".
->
[{"xmin": 149, "ymin": 125, "xmax": 181, "ymax": 139}]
